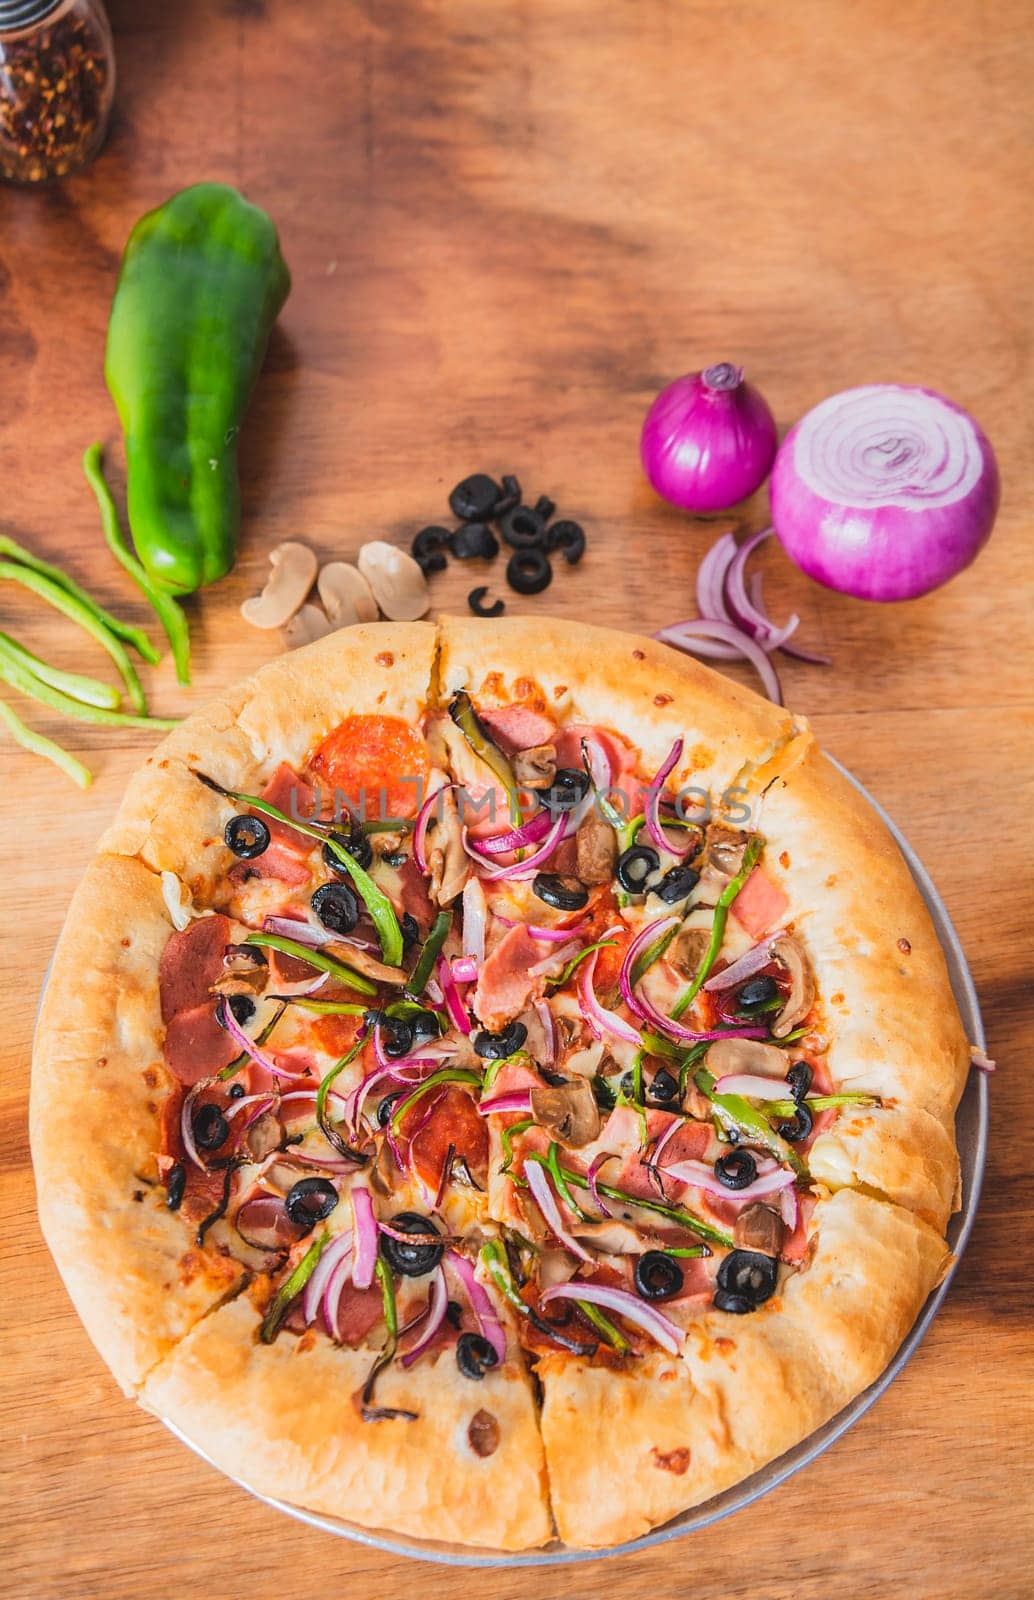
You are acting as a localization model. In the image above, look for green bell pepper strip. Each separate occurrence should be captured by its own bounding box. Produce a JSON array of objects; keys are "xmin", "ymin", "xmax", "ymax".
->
[
  {"xmin": 0, "ymin": 694, "xmax": 92, "ymax": 788},
  {"xmin": 575, "ymin": 1298, "xmax": 631, "ymax": 1356},
  {"xmin": 630, "ymin": 921, "xmax": 678, "ymax": 988},
  {"xmin": 499, "ymin": 1116, "xmax": 534, "ymax": 1175},
  {"xmin": 359, "ymin": 1259, "xmax": 419, "ymax": 1421},
  {"xmin": 0, "ymin": 558, "xmax": 148, "ymax": 714},
  {"xmin": 316, "ymin": 1029, "xmax": 370, "ymax": 1161},
  {"xmin": 671, "ymin": 834, "xmax": 765, "ymax": 1019},
  {"xmin": 242, "ymin": 931, "xmax": 377, "ymax": 996},
  {"xmin": 547, "ymin": 936, "xmax": 618, "ymax": 990},
  {"xmin": 448, "ymin": 690, "xmax": 521, "ymax": 825},
  {"xmin": 194, "ymin": 773, "xmax": 404, "ymax": 967},
  {"xmin": 82, "ymin": 443, "xmax": 192, "ymax": 684},
  {"xmin": 406, "ymin": 909, "xmax": 451, "ymax": 998},
  {"xmin": 217, "ymin": 999, "xmax": 287, "ymax": 1080},
  {"xmin": 274, "ymin": 997, "xmax": 369, "ymax": 1017},
  {"xmin": 556, "ymin": 1159, "xmax": 733, "ymax": 1250},
  {"xmin": 477, "ymin": 1242, "xmax": 601, "ymax": 1360},
  {"xmin": 0, "ymin": 533, "xmax": 158, "ymax": 662},
  {"xmin": 259, "ymin": 1233, "xmax": 329, "ymax": 1343},
  {"xmin": 0, "ymin": 637, "xmax": 176, "ymax": 730},
  {"xmin": 390, "ymin": 1067, "xmax": 481, "ymax": 1136},
  {"xmin": 694, "ymin": 1066, "xmax": 807, "ymax": 1178},
  {"xmin": 106, "ymin": 183, "xmax": 291, "ymax": 596},
  {"xmin": 526, "ymin": 1143, "xmax": 594, "ymax": 1221},
  {"xmin": 0, "ymin": 631, "xmax": 120, "ymax": 710},
  {"xmin": 763, "ymin": 1092, "xmax": 879, "ymax": 1118}
]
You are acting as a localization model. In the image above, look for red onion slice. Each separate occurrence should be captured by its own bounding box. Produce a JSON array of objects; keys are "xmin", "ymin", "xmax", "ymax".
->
[
  {"xmin": 437, "ymin": 954, "xmax": 472, "ymax": 1034},
  {"xmin": 447, "ymin": 1249, "xmax": 507, "ymax": 1367},
  {"xmin": 559, "ymin": 734, "xmax": 611, "ymax": 840},
  {"xmin": 587, "ymin": 1153, "xmax": 617, "ymax": 1218},
  {"xmin": 725, "ymin": 528, "xmax": 800, "ymax": 649},
  {"xmin": 478, "ymin": 1090, "xmax": 534, "ymax": 1117},
  {"xmin": 450, "ymin": 955, "xmax": 478, "ymax": 985},
  {"xmin": 619, "ymin": 938, "xmax": 771, "ymax": 1047},
  {"xmin": 703, "ymin": 939, "xmax": 776, "ymax": 992},
  {"xmin": 695, "ymin": 531, "xmax": 739, "ymax": 637},
  {"xmin": 461, "ymin": 876, "xmax": 488, "ymax": 964},
  {"xmin": 263, "ymin": 915, "xmax": 339, "ymax": 949},
  {"xmin": 413, "ymin": 775, "xmax": 455, "ymax": 875},
  {"xmin": 643, "ymin": 738, "xmax": 695, "ymax": 858},
  {"xmin": 466, "ymin": 813, "xmax": 566, "ymax": 881},
  {"xmin": 496, "ymin": 916, "xmax": 591, "ymax": 942},
  {"xmin": 350, "ymin": 1185, "xmax": 378, "ymax": 1289},
  {"xmin": 472, "ymin": 808, "xmax": 555, "ymax": 856},
  {"xmin": 653, "ymin": 619, "xmax": 782, "ymax": 704},
  {"xmin": 223, "ymin": 1091, "xmax": 277, "ymax": 1124},
  {"xmin": 779, "ymin": 1183, "xmax": 799, "ymax": 1232},
  {"xmin": 661, "ymin": 1156, "xmax": 794, "ymax": 1200},
  {"xmin": 180, "ymin": 1079, "xmax": 218, "ymax": 1170},
  {"xmin": 216, "ymin": 996, "xmax": 308, "ymax": 1081},
  {"xmin": 534, "ymin": 998, "xmax": 556, "ymax": 1068},
  {"xmin": 970, "ymin": 1046, "xmax": 996, "ymax": 1074},
  {"xmin": 539, "ymin": 1281, "xmax": 684, "ymax": 1356},
  {"xmin": 578, "ymin": 945, "xmax": 641, "ymax": 1048},
  {"xmin": 713, "ymin": 1071, "xmax": 792, "ymax": 1100},
  {"xmin": 302, "ymin": 1228, "xmax": 353, "ymax": 1324},
  {"xmin": 400, "ymin": 1266, "xmax": 449, "ymax": 1368},
  {"xmin": 528, "ymin": 939, "xmax": 582, "ymax": 979},
  {"xmin": 324, "ymin": 1247, "xmax": 358, "ymax": 1341},
  {"xmin": 524, "ymin": 1158, "xmax": 593, "ymax": 1263}
]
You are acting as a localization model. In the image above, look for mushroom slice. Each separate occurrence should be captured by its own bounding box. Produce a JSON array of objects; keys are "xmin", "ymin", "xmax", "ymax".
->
[
  {"xmin": 285, "ymin": 603, "xmax": 334, "ymax": 647},
  {"xmin": 734, "ymin": 1202, "xmax": 786, "ymax": 1255},
  {"xmin": 241, "ymin": 541, "xmax": 318, "ymax": 629},
  {"xmin": 318, "ymin": 561, "xmax": 379, "ymax": 625},
  {"xmin": 704, "ymin": 1036, "xmax": 788, "ymax": 1080},
  {"xmin": 575, "ymin": 809, "xmax": 617, "ymax": 886},
  {"xmin": 770, "ymin": 934, "xmax": 815, "ymax": 1038},
  {"xmin": 328, "ymin": 942, "xmax": 408, "ymax": 985},
  {"xmin": 426, "ymin": 784, "xmax": 468, "ymax": 907},
  {"xmin": 357, "ymin": 540, "xmax": 431, "ymax": 621},
  {"xmin": 570, "ymin": 1218, "xmax": 646, "ymax": 1256},
  {"xmin": 513, "ymin": 744, "xmax": 557, "ymax": 790},
  {"xmin": 529, "ymin": 1077, "xmax": 601, "ymax": 1149}
]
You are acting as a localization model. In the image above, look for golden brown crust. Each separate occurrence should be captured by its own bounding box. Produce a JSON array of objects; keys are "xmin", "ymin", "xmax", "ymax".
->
[
  {"xmin": 141, "ymin": 1295, "xmax": 552, "ymax": 1551},
  {"xmin": 30, "ymin": 855, "xmax": 248, "ymax": 1394}
]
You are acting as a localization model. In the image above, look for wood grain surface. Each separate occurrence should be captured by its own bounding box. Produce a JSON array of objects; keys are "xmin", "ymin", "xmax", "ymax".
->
[{"xmin": 2, "ymin": 2, "xmax": 1032, "ymax": 1595}]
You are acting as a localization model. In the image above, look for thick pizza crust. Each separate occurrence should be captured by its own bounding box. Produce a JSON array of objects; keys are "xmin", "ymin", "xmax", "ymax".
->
[
  {"xmin": 141, "ymin": 1293, "xmax": 552, "ymax": 1551},
  {"xmin": 30, "ymin": 855, "xmax": 247, "ymax": 1393},
  {"xmin": 541, "ymin": 1190, "xmax": 949, "ymax": 1547},
  {"xmin": 32, "ymin": 616, "xmax": 969, "ymax": 1549}
]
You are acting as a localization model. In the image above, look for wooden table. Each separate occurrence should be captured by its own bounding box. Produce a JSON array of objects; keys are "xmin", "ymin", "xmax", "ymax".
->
[{"xmin": 2, "ymin": 1, "xmax": 1031, "ymax": 1594}]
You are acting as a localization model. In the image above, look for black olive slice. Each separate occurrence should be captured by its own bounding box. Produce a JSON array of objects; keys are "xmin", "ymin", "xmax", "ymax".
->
[
  {"xmin": 539, "ymin": 767, "xmax": 591, "ymax": 815},
  {"xmin": 226, "ymin": 993, "xmax": 256, "ymax": 1026},
  {"xmin": 228, "ymin": 1082, "xmax": 246, "ymax": 1100},
  {"xmin": 400, "ymin": 912, "xmax": 420, "ymax": 951},
  {"xmin": 547, "ymin": 519, "xmax": 586, "ymax": 564},
  {"xmin": 713, "ymin": 1288, "xmax": 755, "ymax": 1314},
  {"xmin": 468, "ymin": 585, "xmax": 505, "ymax": 618},
  {"xmin": 655, "ymin": 863, "xmax": 700, "ymax": 904},
  {"xmin": 322, "ymin": 829, "xmax": 373, "ymax": 874},
  {"xmin": 310, "ymin": 881, "xmax": 360, "ymax": 935},
  {"xmin": 446, "ymin": 1298, "xmax": 464, "ymax": 1328},
  {"xmin": 634, "ymin": 1250, "xmax": 684, "ymax": 1302},
  {"xmin": 456, "ymin": 1331, "xmax": 500, "ymax": 1380},
  {"xmin": 284, "ymin": 1177, "xmax": 339, "ymax": 1230},
  {"xmin": 450, "ymin": 474, "xmax": 502, "ymax": 522},
  {"xmin": 379, "ymin": 1212, "xmax": 444, "ymax": 1277},
  {"xmin": 506, "ymin": 548, "xmax": 553, "ymax": 594},
  {"xmin": 366, "ymin": 1010, "xmax": 415, "ymax": 1058},
  {"xmin": 225, "ymin": 814, "xmax": 271, "ymax": 859},
  {"xmin": 411, "ymin": 525, "xmax": 451, "ymax": 565},
  {"xmin": 473, "ymin": 1021, "xmax": 528, "ymax": 1059},
  {"xmin": 533, "ymin": 493, "xmax": 556, "ymax": 523},
  {"xmin": 737, "ymin": 975, "xmax": 779, "ymax": 1011},
  {"xmin": 451, "ymin": 522, "xmax": 499, "ymax": 560},
  {"xmin": 166, "ymin": 1162, "xmax": 186, "ymax": 1211},
  {"xmin": 775, "ymin": 1101, "xmax": 814, "ymax": 1142},
  {"xmin": 532, "ymin": 873, "xmax": 589, "ymax": 911},
  {"xmin": 376, "ymin": 1090, "xmax": 405, "ymax": 1127},
  {"xmin": 716, "ymin": 1249, "xmax": 778, "ymax": 1309},
  {"xmin": 500, "ymin": 505, "xmax": 547, "ymax": 550},
  {"xmin": 616, "ymin": 843, "xmax": 661, "ymax": 892},
  {"xmin": 192, "ymin": 1102, "xmax": 230, "ymax": 1152},
  {"xmin": 647, "ymin": 1067, "xmax": 679, "ymax": 1105},
  {"xmin": 714, "ymin": 1148, "xmax": 758, "ymax": 1190},
  {"xmin": 785, "ymin": 1061, "xmax": 813, "ymax": 1102},
  {"xmin": 406, "ymin": 1008, "xmax": 443, "ymax": 1044}
]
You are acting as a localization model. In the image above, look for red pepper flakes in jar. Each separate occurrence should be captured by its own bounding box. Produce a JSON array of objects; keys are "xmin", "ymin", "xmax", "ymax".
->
[{"xmin": 0, "ymin": 0, "xmax": 115, "ymax": 185}]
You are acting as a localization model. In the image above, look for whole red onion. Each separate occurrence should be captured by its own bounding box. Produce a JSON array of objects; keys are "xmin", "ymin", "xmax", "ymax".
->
[{"xmin": 641, "ymin": 363, "xmax": 778, "ymax": 513}]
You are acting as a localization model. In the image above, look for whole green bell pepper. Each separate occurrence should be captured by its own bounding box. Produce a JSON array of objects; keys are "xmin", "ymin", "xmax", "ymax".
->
[{"xmin": 105, "ymin": 183, "xmax": 291, "ymax": 595}]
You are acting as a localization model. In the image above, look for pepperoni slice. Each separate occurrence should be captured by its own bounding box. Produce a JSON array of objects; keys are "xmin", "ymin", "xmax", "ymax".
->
[
  {"xmin": 163, "ymin": 1002, "xmax": 239, "ymax": 1085},
  {"xmin": 159, "ymin": 914, "xmax": 233, "ymax": 1022},
  {"xmin": 309, "ymin": 715, "xmax": 430, "ymax": 821},
  {"xmin": 409, "ymin": 1085, "xmax": 489, "ymax": 1193}
]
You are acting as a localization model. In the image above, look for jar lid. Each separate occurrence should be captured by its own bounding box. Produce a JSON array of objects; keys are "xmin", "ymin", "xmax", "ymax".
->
[{"xmin": 0, "ymin": 0, "xmax": 65, "ymax": 31}]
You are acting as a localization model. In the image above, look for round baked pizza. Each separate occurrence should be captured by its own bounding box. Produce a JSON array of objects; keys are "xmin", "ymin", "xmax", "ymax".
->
[{"xmin": 31, "ymin": 617, "xmax": 970, "ymax": 1552}]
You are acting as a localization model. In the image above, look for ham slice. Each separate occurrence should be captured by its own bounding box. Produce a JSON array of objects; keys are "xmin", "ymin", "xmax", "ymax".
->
[
  {"xmin": 163, "ymin": 1003, "xmax": 238, "ymax": 1085},
  {"xmin": 159, "ymin": 914, "xmax": 233, "ymax": 1023},
  {"xmin": 731, "ymin": 866, "xmax": 790, "ymax": 940},
  {"xmin": 329, "ymin": 1280, "xmax": 386, "ymax": 1345},
  {"xmin": 478, "ymin": 706, "xmax": 558, "ymax": 755},
  {"xmin": 472, "ymin": 924, "xmax": 543, "ymax": 1029}
]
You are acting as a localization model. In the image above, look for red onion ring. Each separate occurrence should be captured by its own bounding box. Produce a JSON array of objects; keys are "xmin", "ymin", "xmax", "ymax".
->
[
  {"xmin": 466, "ymin": 812, "xmax": 566, "ymax": 881},
  {"xmin": 216, "ymin": 996, "xmax": 308, "ymax": 1082},
  {"xmin": 477, "ymin": 1090, "xmax": 534, "ymax": 1117},
  {"xmin": 725, "ymin": 528, "xmax": 801, "ymax": 650},
  {"xmin": 653, "ymin": 619, "xmax": 782, "ymax": 704},
  {"xmin": 540, "ymin": 1281, "xmax": 684, "ymax": 1355},
  {"xmin": 350, "ymin": 1185, "xmax": 378, "ymax": 1289},
  {"xmin": 643, "ymin": 738, "xmax": 694, "ymax": 858},
  {"xmin": 302, "ymin": 1229, "xmax": 353, "ymax": 1324},
  {"xmin": 579, "ymin": 945, "xmax": 641, "ymax": 1048},
  {"xmin": 496, "ymin": 916, "xmax": 591, "ymax": 943},
  {"xmin": 461, "ymin": 876, "xmax": 487, "ymax": 965},
  {"xmin": 524, "ymin": 1157, "xmax": 593, "ymax": 1263},
  {"xmin": 472, "ymin": 808, "xmax": 555, "ymax": 856},
  {"xmin": 528, "ymin": 939, "xmax": 582, "ymax": 979},
  {"xmin": 587, "ymin": 1152, "xmax": 617, "ymax": 1218},
  {"xmin": 324, "ymin": 1246, "xmax": 358, "ymax": 1341},
  {"xmin": 447, "ymin": 1249, "xmax": 507, "ymax": 1367},
  {"xmin": 412, "ymin": 776, "xmax": 456, "ymax": 875},
  {"xmin": 713, "ymin": 1071, "xmax": 792, "ymax": 1099},
  {"xmin": 533, "ymin": 998, "xmax": 556, "ymax": 1068},
  {"xmin": 436, "ymin": 954, "xmax": 472, "ymax": 1034},
  {"xmin": 400, "ymin": 1266, "xmax": 449, "ymax": 1367},
  {"xmin": 703, "ymin": 939, "xmax": 776, "ymax": 992},
  {"xmin": 661, "ymin": 1156, "xmax": 794, "ymax": 1200}
]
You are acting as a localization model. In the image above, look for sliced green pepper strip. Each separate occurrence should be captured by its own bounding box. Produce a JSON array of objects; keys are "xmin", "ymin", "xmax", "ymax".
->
[
  {"xmin": 694, "ymin": 1066, "xmax": 807, "ymax": 1177},
  {"xmin": 480, "ymin": 1240, "xmax": 529, "ymax": 1315},
  {"xmin": 0, "ymin": 638, "xmax": 176, "ymax": 729},
  {"xmin": 390, "ymin": 1067, "xmax": 481, "ymax": 1135},
  {"xmin": 259, "ymin": 1233, "xmax": 329, "ymax": 1343},
  {"xmin": 407, "ymin": 909, "xmax": 451, "ymax": 998},
  {"xmin": 82, "ymin": 443, "xmax": 192, "ymax": 685},
  {"xmin": 671, "ymin": 834, "xmax": 765, "ymax": 1019},
  {"xmin": 499, "ymin": 1116, "xmax": 534, "ymax": 1175},
  {"xmin": 576, "ymin": 1298, "xmax": 630, "ymax": 1356},
  {"xmin": 243, "ymin": 931, "xmax": 377, "ymax": 995},
  {"xmin": 315, "ymin": 1029, "xmax": 370, "ymax": 1161},
  {"xmin": 548, "ymin": 937, "xmax": 618, "ymax": 989},
  {"xmin": 630, "ymin": 922, "xmax": 678, "ymax": 988},
  {"xmin": 217, "ymin": 999, "xmax": 287, "ymax": 1080},
  {"xmin": 0, "ymin": 631, "xmax": 121, "ymax": 710},
  {"xmin": 763, "ymin": 1092, "xmax": 879, "ymax": 1117},
  {"xmin": 545, "ymin": 1142, "xmax": 594, "ymax": 1221},
  {"xmin": 677, "ymin": 1039, "xmax": 713, "ymax": 1094},
  {"xmin": 362, "ymin": 817, "xmax": 414, "ymax": 835},
  {"xmin": 448, "ymin": 690, "xmax": 521, "ymax": 825},
  {"xmin": 639, "ymin": 1027, "xmax": 684, "ymax": 1061},
  {"xmin": 0, "ymin": 533, "xmax": 158, "ymax": 662},
  {"xmin": 662, "ymin": 1245, "xmax": 710, "ymax": 1258},
  {"xmin": 273, "ymin": 997, "xmax": 369, "ymax": 1016},
  {"xmin": 0, "ymin": 560, "xmax": 150, "ymax": 714},
  {"xmin": 0, "ymin": 693, "xmax": 92, "ymax": 788},
  {"xmin": 359, "ymin": 1259, "xmax": 418, "ymax": 1421},
  {"xmin": 559, "ymin": 1161, "xmax": 734, "ymax": 1250}
]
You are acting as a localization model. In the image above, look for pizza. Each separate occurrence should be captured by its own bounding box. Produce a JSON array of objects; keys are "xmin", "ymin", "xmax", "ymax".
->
[{"xmin": 30, "ymin": 617, "xmax": 969, "ymax": 1551}]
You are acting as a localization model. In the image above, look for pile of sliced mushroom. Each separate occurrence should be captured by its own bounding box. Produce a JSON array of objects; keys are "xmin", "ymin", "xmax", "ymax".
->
[{"xmin": 241, "ymin": 539, "xmax": 431, "ymax": 648}]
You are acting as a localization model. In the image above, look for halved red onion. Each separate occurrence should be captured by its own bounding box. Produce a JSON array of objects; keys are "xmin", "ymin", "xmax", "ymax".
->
[
  {"xmin": 351, "ymin": 1185, "xmax": 378, "ymax": 1289},
  {"xmin": 653, "ymin": 619, "xmax": 782, "ymax": 704},
  {"xmin": 472, "ymin": 807, "xmax": 556, "ymax": 856},
  {"xmin": 713, "ymin": 1071, "xmax": 793, "ymax": 1099},
  {"xmin": 496, "ymin": 916, "xmax": 591, "ymax": 942},
  {"xmin": 216, "ymin": 996, "xmax": 308, "ymax": 1081},
  {"xmin": 703, "ymin": 939, "xmax": 776, "ymax": 992},
  {"xmin": 587, "ymin": 1152, "xmax": 617, "ymax": 1218},
  {"xmin": 528, "ymin": 939, "xmax": 582, "ymax": 979},
  {"xmin": 302, "ymin": 1228, "xmax": 353, "ymax": 1324},
  {"xmin": 661, "ymin": 1156, "xmax": 794, "ymax": 1201},
  {"xmin": 579, "ymin": 946, "xmax": 641, "ymax": 1047},
  {"xmin": 478, "ymin": 1090, "xmax": 533, "ymax": 1117},
  {"xmin": 447, "ymin": 1249, "xmax": 507, "ymax": 1366},
  {"xmin": 462, "ymin": 876, "xmax": 488, "ymax": 964},
  {"xmin": 643, "ymin": 739, "xmax": 695, "ymax": 858},
  {"xmin": 539, "ymin": 1281, "xmax": 684, "ymax": 1356},
  {"xmin": 400, "ymin": 1266, "xmax": 449, "ymax": 1368},
  {"xmin": 436, "ymin": 953, "xmax": 472, "ymax": 1034},
  {"xmin": 524, "ymin": 1157, "xmax": 593, "ymax": 1263},
  {"xmin": 466, "ymin": 813, "xmax": 566, "ymax": 881},
  {"xmin": 412, "ymin": 775, "xmax": 455, "ymax": 875},
  {"xmin": 534, "ymin": 998, "xmax": 556, "ymax": 1067}
]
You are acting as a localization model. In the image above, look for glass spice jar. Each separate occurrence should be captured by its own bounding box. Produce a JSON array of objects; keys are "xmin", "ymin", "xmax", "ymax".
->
[{"xmin": 0, "ymin": 0, "xmax": 115, "ymax": 184}]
